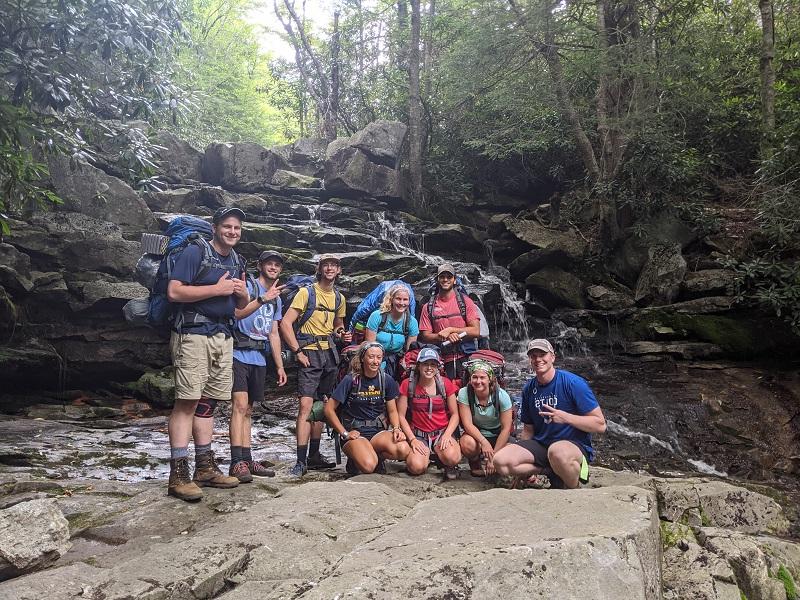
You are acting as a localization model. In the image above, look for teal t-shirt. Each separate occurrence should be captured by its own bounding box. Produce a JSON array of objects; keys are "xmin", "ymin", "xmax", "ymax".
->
[
  {"xmin": 365, "ymin": 309, "xmax": 420, "ymax": 354},
  {"xmin": 457, "ymin": 386, "xmax": 513, "ymax": 437}
]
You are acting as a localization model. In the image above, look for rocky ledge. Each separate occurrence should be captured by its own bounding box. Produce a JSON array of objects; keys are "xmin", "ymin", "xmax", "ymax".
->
[{"xmin": 1, "ymin": 467, "xmax": 798, "ymax": 599}]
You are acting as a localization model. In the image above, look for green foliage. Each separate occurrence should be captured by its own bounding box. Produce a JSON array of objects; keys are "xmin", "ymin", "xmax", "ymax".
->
[
  {"xmin": 171, "ymin": 0, "xmax": 299, "ymax": 147},
  {"xmin": 776, "ymin": 564, "xmax": 798, "ymax": 600}
]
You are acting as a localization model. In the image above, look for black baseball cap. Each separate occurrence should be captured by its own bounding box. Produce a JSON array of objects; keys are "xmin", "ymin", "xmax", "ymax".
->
[
  {"xmin": 212, "ymin": 206, "xmax": 246, "ymax": 224},
  {"xmin": 258, "ymin": 250, "xmax": 284, "ymax": 264}
]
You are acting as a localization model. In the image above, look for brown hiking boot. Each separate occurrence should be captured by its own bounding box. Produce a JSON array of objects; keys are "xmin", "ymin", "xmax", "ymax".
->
[
  {"xmin": 193, "ymin": 450, "xmax": 239, "ymax": 488},
  {"xmin": 168, "ymin": 457, "xmax": 203, "ymax": 502}
]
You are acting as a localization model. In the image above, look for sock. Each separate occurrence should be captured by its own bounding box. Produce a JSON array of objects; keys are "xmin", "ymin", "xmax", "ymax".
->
[
  {"xmin": 297, "ymin": 445, "xmax": 308, "ymax": 465},
  {"xmin": 231, "ymin": 446, "xmax": 243, "ymax": 464},
  {"xmin": 195, "ymin": 443, "xmax": 212, "ymax": 458},
  {"xmin": 242, "ymin": 447, "xmax": 252, "ymax": 462},
  {"xmin": 171, "ymin": 446, "xmax": 189, "ymax": 460},
  {"xmin": 309, "ymin": 438, "xmax": 320, "ymax": 457}
]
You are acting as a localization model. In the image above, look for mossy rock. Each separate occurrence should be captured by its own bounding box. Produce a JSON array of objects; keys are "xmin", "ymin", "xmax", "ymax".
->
[
  {"xmin": 130, "ymin": 369, "xmax": 175, "ymax": 408},
  {"xmin": 622, "ymin": 310, "xmax": 799, "ymax": 357}
]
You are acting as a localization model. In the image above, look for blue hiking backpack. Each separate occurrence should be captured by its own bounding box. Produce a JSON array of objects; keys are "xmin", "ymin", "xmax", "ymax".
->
[
  {"xmin": 124, "ymin": 215, "xmax": 245, "ymax": 335},
  {"xmin": 349, "ymin": 280, "xmax": 417, "ymax": 330}
]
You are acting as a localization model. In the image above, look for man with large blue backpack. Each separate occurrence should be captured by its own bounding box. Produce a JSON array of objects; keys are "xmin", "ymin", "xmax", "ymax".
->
[
  {"xmin": 165, "ymin": 207, "xmax": 250, "ymax": 502},
  {"xmin": 280, "ymin": 254, "xmax": 351, "ymax": 478}
]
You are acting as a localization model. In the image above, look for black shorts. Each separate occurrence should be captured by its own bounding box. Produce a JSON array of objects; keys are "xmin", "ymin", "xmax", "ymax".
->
[
  {"xmin": 513, "ymin": 439, "xmax": 588, "ymax": 471},
  {"xmin": 297, "ymin": 348, "xmax": 338, "ymax": 399},
  {"xmin": 342, "ymin": 426, "xmax": 384, "ymax": 445},
  {"xmin": 232, "ymin": 360, "xmax": 266, "ymax": 403},
  {"xmin": 484, "ymin": 434, "xmax": 516, "ymax": 449}
]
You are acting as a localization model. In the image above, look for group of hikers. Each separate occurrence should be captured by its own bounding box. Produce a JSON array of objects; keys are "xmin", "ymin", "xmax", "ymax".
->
[{"xmin": 163, "ymin": 207, "xmax": 607, "ymax": 502}]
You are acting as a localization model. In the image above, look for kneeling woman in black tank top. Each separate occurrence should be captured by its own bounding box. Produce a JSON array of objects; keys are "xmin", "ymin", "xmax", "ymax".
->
[{"xmin": 325, "ymin": 342, "xmax": 411, "ymax": 474}]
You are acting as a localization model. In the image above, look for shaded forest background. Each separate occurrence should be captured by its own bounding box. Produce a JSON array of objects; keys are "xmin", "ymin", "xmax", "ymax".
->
[{"xmin": 1, "ymin": 0, "xmax": 798, "ymax": 329}]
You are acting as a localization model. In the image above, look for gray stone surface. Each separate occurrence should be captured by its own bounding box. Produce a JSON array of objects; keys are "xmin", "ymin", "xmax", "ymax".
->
[
  {"xmin": 623, "ymin": 341, "xmax": 724, "ymax": 360},
  {"xmin": 0, "ymin": 244, "xmax": 33, "ymax": 294},
  {"xmin": 324, "ymin": 146, "xmax": 401, "ymax": 198},
  {"xmin": 503, "ymin": 217, "xmax": 587, "ymax": 258},
  {"xmin": 0, "ymin": 499, "xmax": 71, "ymax": 580},
  {"xmin": 154, "ymin": 130, "xmax": 204, "ymax": 183},
  {"xmin": 586, "ymin": 283, "xmax": 636, "ymax": 310},
  {"xmin": 347, "ymin": 120, "xmax": 407, "ymax": 168},
  {"xmin": 654, "ymin": 479, "xmax": 789, "ymax": 535},
  {"xmin": 662, "ymin": 542, "xmax": 741, "ymax": 600},
  {"xmin": 271, "ymin": 169, "xmax": 321, "ymax": 188},
  {"xmin": 635, "ymin": 243, "xmax": 687, "ymax": 306},
  {"xmin": 526, "ymin": 266, "xmax": 587, "ymax": 309},
  {"xmin": 46, "ymin": 155, "xmax": 156, "ymax": 234},
  {"xmin": 682, "ymin": 269, "xmax": 736, "ymax": 299},
  {"xmin": 202, "ymin": 142, "xmax": 285, "ymax": 192}
]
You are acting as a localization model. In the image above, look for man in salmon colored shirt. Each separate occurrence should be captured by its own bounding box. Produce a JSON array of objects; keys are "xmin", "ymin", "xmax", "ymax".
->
[{"xmin": 418, "ymin": 263, "xmax": 481, "ymax": 380}]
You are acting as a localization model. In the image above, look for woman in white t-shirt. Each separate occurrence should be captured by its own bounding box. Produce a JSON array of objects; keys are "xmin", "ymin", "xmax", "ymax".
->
[{"xmin": 457, "ymin": 361, "xmax": 514, "ymax": 477}]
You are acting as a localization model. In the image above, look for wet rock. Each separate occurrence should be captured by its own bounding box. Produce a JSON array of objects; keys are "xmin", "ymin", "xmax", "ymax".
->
[
  {"xmin": 0, "ymin": 346, "xmax": 63, "ymax": 392},
  {"xmin": 683, "ymin": 269, "xmax": 737, "ymax": 299},
  {"xmin": 271, "ymin": 169, "xmax": 321, "ymax": 189},
  {"xmin": 623, "ymin": 341, "xmax": 723, "ymax": 360},
  {"xmin": 46, "ymin": 155, "xmax": 156, "ymax": 234},
  {"xmin": 586, "ymin": 283, "xmax": 636, "ymax": 310},
  {"xmin": 670, "ymin": 297, "xmax": 735, "ymax": 314},
  {"xmin": 63, "ymin": 274, "xmax": 148, "ymax": 312},
  {"xmin": 202, "ymin": 142, "xmax": 285, "ymax": 192},
  {"xmin": 525, "ymin": 266, "xmax": 586, "ymax": 309},
  {"xmin": 634, "ymin": 243, "xmax": 687, "ymax": 306},
  {"xmin": 508, "ymin": 247, "xmax": 572, "ymax": 279},
  {"xmin": 288, "ymin": 137, "xmax": 328, "ymax": 171},
  {"xmin": 0, "ymin": 287, "xmax": 15, "ymax": 332},
  {"xmin": 153, "ymin": 131, "xmax": 203, "ymax": 183},
  {"xmin": 0, "ymin": 244, "xmax": 33, "ymax": 294},
  {"xmin": 421, "ymin": 223, "xmax": 486, "ymax": 256},
  {"xmin": 0, "ymin": 499, "xmax": 71, "ymax": 580},
  {"xmin": 654, "ymin": 479, "xmax": 789, "ymax": 535},
  {"xmin": 306, "ymin": 486, "xmax": 661, "ymax": 599}
]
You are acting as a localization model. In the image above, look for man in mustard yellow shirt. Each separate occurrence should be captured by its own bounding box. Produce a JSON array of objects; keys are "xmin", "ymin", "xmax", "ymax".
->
[{"xmin": 280, "ymin": 254, "xmax": 351, "ymax": 477}]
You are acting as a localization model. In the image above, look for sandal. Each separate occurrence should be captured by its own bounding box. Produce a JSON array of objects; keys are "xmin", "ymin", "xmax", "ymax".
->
[{"xmin": 468, "ymin": 458, "xmax": 485, "ymax": 477}]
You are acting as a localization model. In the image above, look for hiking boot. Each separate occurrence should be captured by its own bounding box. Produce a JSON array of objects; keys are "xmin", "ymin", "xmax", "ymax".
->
[
  {"xmin": 168, "ymin": 457, "xmax": 203, "ymax": 502},
  {"xmin": 288, "ymin": 461, "xmax": 307, "ymax": 478},
  {"xmin": 443, "ymin": 465, "xmax": 459, "ymax": 481},
  {"xmin": 193, "ymin": 450, "xmax": 239, "ymax": 488},
  {"xmin": 247, "ymin": 460, "xmax": 275, "ymax": 478},
  {"xmin": 306, "ymin": 452, "xmax": 336, "ymax": 470},
  {"xmin": 229, "ymin": 460, "xmax": 253, "ymax": 483}
]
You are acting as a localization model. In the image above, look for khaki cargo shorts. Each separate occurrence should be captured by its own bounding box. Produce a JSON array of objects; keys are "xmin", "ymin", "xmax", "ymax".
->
[{"xmin": 170, "ymin": 332, "xmax": 233, "ymax": 401}]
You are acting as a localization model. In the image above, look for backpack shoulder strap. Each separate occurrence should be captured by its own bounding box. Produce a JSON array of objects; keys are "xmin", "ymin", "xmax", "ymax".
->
[
  {"xmin": 467, "ymin": 385, "xmax": 476, "ymax": 412},
  {"xmin": 378, "ymin": 312, "xmax": 390, "ymax": 332},
  {"xmin": 455, "ymin": 290, "xmax": 467, "ymax": 323},
  {"xmin": 427, "ymin": 297, "xmax": 435, "ymax": 323},
  {"xmin": 434, "ymin": 374, "xmax": 446, "ymax": 400},
  {"xmin": 402, "ymin": 312, "xmax": 410, "ymax": 337},
  {"xmin": 296, "ymin": 284, "xmax": 316, "ymax": 329},
  {"xmin": 334, "ymin": 288, "xmax": 344, "ymax": 313},
  {"xmin": 379, "ymin": 370, "xmax": 386, "ymax": 402}
]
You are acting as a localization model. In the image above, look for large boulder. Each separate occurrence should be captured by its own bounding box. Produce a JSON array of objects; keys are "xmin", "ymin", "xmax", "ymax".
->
[
  {"xmin": 270, "ymin": 169, "xmax": 321, "ymax": 189},
  {"xmin": 634, "ymin": 244, "xmax": 687, "ymax": 306},
  {"xmin": 145, "ymin": 185, "xmax": 228, "ymax": 214},
  {"xmin": 153, "ymin": 131, "xmax": 203, "ymax": 183},
  {"xmin": 46, "ymin": 155, "xmax": 155, "ymax": 234},
  {"xmin": 421, "ymin": 223, "xmax": 486, "ymax": 256},
  {"xmin": 0, "ymin": 499, "xmax": 71, "ymax": 580},
  {"xmin": 683, "ymin": 269, "xmax": 736, "ymax": 299},
  {"xmin": 503, "ymin": 217, "xmax": 586, "ymax": 259},
  {"xmin": 347, "ymin": 120, "xmax": 407, "ymax": 168},
  {"xmin": 526, "ymin": 266, "xmax": 586, "ymax": 309},
  {"xmin": 662, "ymin": 540, "xmax": 741, "ymax": 600},
  {"xmin": 586, "ymin": 283, "xmax": 636, "ymax": 310},
  {"xmin": 324, "ymin": 146, "xmax": 401, "ymax": 198},
  {"xmin": 0, "ymin": 243, "xmax": 33, "ymax": 294},
  {"xmin": 508, "ymin": 247, "xmax": 572, "ymax": 279},
  {"xmin": 608, "ymin": 212, "xmax": 697, "ymax": 286},
  {"xmin": 307, "ymin": 486, "xmax": 661, "ymax": 599},
  {"xmin": 202, "ymin": 142, "xmax": 286, "ymax": 192}
]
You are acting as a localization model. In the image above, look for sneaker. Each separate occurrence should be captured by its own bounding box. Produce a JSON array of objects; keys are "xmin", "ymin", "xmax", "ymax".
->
[
  {"xmin": 247, "ymin": 460, "xmax": 275, "ymax": 478},
  {"xmin": 168, "ymin": 457, "xmax": 203, "ymax": 502},
  {"xmin": 345, "ymin": 458, "xmax": 359, "ymax": 475},
  {"xmin": 375, "ymin": 459, "xmax": 386, "ymax": 474},
  {"xmin": 306, "ymin": 452, "xmax": 336, "ymax": 470},
  {"xmin": 229, "ymin": 460, "xmax": 253, "ymax": 483},
  {"xmin": 443, "ymin": 465, "xmax": 459, "ymax": 481},
  {"xmin": 288, "ymin": 461, "xmax": 307, "ymax": 478},
  {"xmin": 193, "ymin": 450, "xmax": 239, "ymax": 489}
]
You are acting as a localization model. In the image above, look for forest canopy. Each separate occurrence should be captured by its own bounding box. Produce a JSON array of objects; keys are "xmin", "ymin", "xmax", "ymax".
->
[{"xmin": 1, "ymin": 0, "xmax": 798, "ymax": 326}]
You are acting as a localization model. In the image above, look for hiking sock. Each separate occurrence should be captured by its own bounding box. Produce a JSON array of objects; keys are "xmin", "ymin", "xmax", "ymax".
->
[
  {"xmin": 242, "ymin": 447, "xmax": 253, "ymax": 463},
  {"xmin": 195, "ymin": 443, "xmax": 212, "ymax": 459},
  {"xmin": 309, "ymin": 438, "xmax": 321, "ymax": 457},
  {"xmin": 231, "ymin": 446, "xmax": 243, "ymax": 465},
  {"xmin": 171, "ymin": 446, "xmax": 189, "ymax": 460},
  {"xmin": 296, "ymin": 444, "xmax": 308, "ymax": 465}
]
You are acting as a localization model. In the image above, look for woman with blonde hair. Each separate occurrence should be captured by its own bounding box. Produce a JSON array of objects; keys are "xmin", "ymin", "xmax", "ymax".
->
[
  {"xmin": 364, "ymin": 283, "xmax": 419, "ymax": 377},
  {"xmin": 325, "ymin": 341, "xmax": 410, "ymax": 474}
]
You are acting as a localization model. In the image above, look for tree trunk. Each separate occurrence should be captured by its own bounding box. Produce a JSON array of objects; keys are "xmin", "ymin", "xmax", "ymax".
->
[
  {"xmin": 759, "ymin": 0, "xmax": 776, "ymax": 161},
  {"xmin": 327, "ymin": 10, "xmax": 340, "ymax": 140},
  {"xmin": 408, "ymin": 0, "xmax": 424, "ymax": 209}
]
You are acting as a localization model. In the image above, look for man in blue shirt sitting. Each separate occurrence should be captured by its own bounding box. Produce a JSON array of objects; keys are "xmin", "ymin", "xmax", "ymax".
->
[{"xmin": 493, "ymin": 338, "xmax": 606, "ymax": 489}]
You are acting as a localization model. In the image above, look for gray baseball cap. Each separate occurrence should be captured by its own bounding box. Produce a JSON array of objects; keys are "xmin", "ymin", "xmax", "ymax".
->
[
  {"xmin": 526, "ymin": 339, "xmax": 555, "ymax": 354},
  {"xmin": 436, "ymin": 263, "xmax": 455, "ymax": 277},
  {"xmin": 258, "ymin": 250, "xmax": 284, "ymax": 264}
]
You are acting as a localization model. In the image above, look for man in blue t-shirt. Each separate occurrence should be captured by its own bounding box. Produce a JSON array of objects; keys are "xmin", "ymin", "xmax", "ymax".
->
[
  {"xmin": 228, "ymin": 250, "xmax": 288, "ymax": 483},
  {"xmin": 493, "ymin": 338, "xmax": 606, "ymax": 489},
  {"xmin": 165, "ymin": 207, "xmax": 250, "ymax": 502}
]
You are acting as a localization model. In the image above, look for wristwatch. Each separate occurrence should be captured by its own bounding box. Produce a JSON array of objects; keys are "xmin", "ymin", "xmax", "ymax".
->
[
  {"xmin": 256, "ymin": 294, "xmax": 266, "ymax": 305},
  {"xmin": 340, "ymin": 430, "xmax": 350, "ymax": 441}
]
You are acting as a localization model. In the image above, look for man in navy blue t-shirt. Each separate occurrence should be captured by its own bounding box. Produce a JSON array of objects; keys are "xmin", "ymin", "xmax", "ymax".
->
[
  {"xmin": 165, "ymin": 207, "xmax": 250, "ymax": 502},
  {"xmin": 493, "ymin": 338, "xmax": 606, "ymax": 489}
]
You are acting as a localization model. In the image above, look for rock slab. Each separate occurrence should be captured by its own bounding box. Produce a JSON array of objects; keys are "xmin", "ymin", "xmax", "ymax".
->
[{"xmin": 0, "ymin": 499, "xmax": 71, "ymax": 581}]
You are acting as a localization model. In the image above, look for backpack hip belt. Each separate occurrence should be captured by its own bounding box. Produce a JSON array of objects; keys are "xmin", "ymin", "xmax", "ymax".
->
[
  {"xmin": 412, "ymin": 426, "xmax": 447, "ymax": 448},
  {"xmin": 177, "ymin": 310, "xmax": 234, "ymax": 330},
  {"xmin": 343, "ymin": 415, "xmax": 387, "ymax": 431}
]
